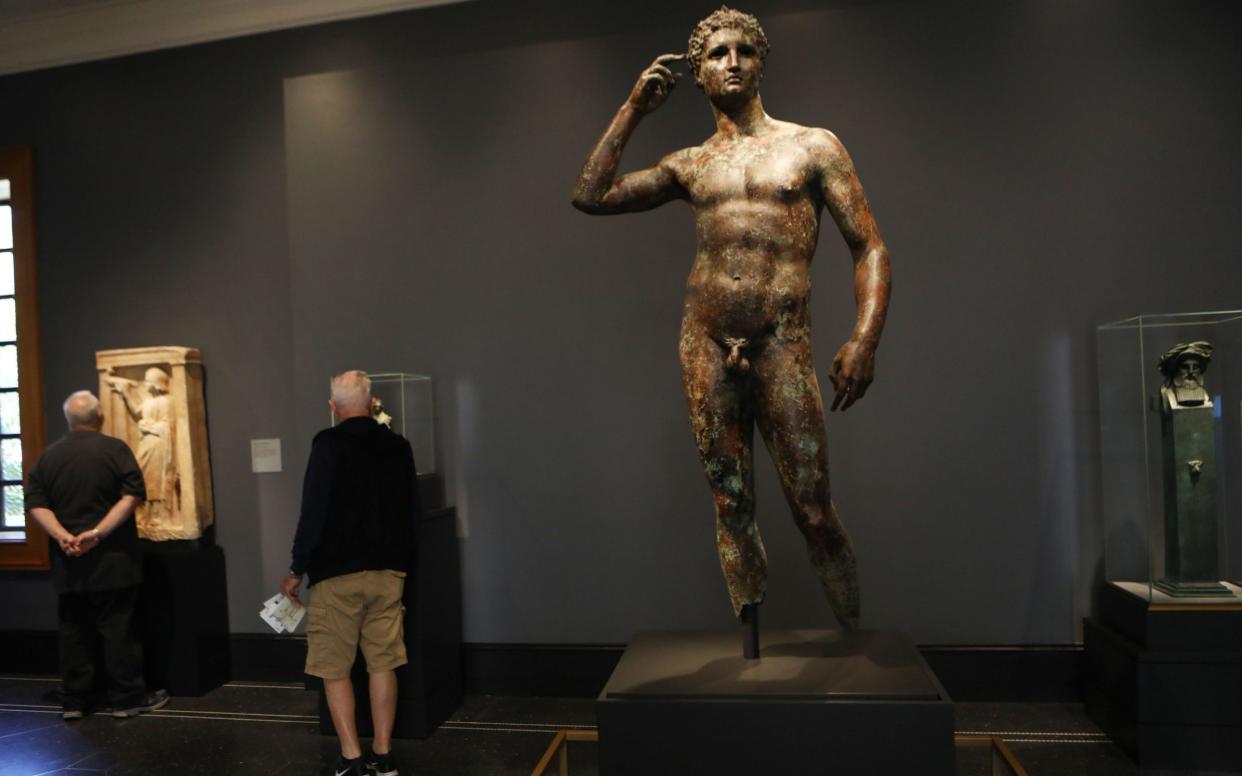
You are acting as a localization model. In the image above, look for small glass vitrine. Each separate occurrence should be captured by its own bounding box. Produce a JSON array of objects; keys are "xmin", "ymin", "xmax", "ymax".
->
[
  {"xmin": 331, "ymin": 372, "xmax": 436, "ymax": 475},
  {"xmin": 1097, "ymin": 311, "xmax": 1242, "ymax": 603}
]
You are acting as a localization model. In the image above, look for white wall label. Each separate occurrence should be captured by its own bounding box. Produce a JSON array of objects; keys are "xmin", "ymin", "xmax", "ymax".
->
[{"xmin": 250, "ymin": 438, "xmax": 282, "ymax": 473}]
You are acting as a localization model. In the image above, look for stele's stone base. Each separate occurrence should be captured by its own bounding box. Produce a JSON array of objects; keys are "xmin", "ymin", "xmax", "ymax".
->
[{"xmin": 138, "ymin": 540, "xmax": 229, "ymax": 695}]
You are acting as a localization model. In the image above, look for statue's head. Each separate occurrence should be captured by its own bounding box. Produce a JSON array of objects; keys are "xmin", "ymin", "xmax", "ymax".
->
[
  {"xmin": 1158, "ymin": 340, "xmax": 1212, "ymax": 406},
  {"xmin": 143, "ymin": 367, "xmax": 171, "ymax": 395},
  {"xmin": 687, "ymin": 6, "xmax": 769, "ymax": 92}
]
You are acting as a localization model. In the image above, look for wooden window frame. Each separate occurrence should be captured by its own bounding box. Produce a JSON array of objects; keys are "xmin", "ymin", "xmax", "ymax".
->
[{"xmin": 0, "ymin": 145, "xmax": 48, "ymax": 570}]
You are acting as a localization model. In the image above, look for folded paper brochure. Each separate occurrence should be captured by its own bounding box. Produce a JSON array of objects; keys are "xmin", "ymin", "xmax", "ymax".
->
[{"xmin": 259, "ymin": 592, "xmax": 306, "ymax": 634}]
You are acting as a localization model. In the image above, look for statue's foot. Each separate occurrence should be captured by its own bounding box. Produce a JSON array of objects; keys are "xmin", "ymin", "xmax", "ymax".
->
[
  {"xmin": 816, "ymin": 555, "xmax": 859, "ymax": 630},
  {"xmin": 836, "ymin": 609, "xmax": 860, "ymax": 630}
]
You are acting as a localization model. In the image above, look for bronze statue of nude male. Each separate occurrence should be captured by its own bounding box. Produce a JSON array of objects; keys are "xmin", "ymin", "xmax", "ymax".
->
[{"xmin": 573, "ymin": 7, "xmax": 892, "ymax": 629}]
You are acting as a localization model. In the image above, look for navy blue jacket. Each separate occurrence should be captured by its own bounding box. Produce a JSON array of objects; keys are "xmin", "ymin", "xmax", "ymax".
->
[{"xmin": 290, "ymin": 417, "xmax": 419, "ymax": 585}]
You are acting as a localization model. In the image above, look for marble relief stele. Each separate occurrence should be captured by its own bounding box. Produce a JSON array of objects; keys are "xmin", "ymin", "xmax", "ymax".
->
[{"xmin": 96, "ymin": 346, "xmax": 214, "ymax": 541}]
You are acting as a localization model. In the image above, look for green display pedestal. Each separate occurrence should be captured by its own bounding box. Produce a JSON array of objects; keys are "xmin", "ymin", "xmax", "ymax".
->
[{"xmin": 1156, "ymin": 401, "xmax": 1229, "ymax": 595}]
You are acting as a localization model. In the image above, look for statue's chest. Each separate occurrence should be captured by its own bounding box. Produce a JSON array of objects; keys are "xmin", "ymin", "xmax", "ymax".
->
[{"xmin": 683, "ymin": 142, "xmax": 813, "ymax": 206}]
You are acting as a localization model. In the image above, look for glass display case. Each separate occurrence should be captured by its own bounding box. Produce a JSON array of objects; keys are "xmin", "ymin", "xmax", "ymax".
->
[
  {"xmin": 332, "ymin": 372, "xmax": 436, "ymax": 475},
  {"xmin": 1097, "ymin": 311, "xmax": 1242, "ymax": 603}
]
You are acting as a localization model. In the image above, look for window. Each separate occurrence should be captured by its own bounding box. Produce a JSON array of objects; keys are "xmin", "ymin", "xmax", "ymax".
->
[{"xmin": 0, "ymin": 146, "xmax": 47, "ymax": 570}]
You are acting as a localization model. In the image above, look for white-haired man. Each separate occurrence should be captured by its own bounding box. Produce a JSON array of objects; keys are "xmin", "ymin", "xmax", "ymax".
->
[
  {"xmin": 284, "ymin": 370, "xmax": 420, "ymax": 776},
  {"xmin": 26, "ymin": 391, "xmax": 168, "ymax": 719}
]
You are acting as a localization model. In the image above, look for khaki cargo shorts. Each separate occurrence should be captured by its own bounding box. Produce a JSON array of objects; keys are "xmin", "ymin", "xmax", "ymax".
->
[{"xmin": 305, "ymin": 569, "xmax": 408, "ymax": 680}]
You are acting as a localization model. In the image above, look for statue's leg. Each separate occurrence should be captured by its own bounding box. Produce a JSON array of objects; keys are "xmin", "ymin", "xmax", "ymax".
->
[
  {"xmin": 135, "ymin": 440, "xmax": 156, "ymax": 536},
  {"xmin": 752, "ymin": 340, "xmax": 859, "ymax": 629},
  {"xmin": 680, "ymin": 323, "xmax": 764, "ymax": 617}
]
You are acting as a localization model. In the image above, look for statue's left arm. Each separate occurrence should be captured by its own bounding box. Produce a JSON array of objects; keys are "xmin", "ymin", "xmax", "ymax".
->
[{"xmin": 815, "ymin": 130, "xmax": 892, "ymax": 412}]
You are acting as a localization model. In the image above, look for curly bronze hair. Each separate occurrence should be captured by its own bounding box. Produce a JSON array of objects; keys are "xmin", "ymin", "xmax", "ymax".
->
[{"xmin": 687, "ymin": 6, "xmax": 770, "ymax": 87}]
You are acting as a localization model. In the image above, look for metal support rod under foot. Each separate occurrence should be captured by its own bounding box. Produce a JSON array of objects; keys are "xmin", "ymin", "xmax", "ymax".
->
[{"xmin": 740, "ymin": 603, "xmax": 760, "ymax": 660}]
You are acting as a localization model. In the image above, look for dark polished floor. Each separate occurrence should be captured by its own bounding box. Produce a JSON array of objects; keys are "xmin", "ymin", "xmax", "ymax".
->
[{"xmin": 0, "ymin": 675, "xmax": 1238, "ymax": 776}]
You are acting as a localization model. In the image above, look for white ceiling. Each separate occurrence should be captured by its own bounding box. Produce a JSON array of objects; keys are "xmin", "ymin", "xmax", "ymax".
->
[{"xmin": 0, "ymin": 0, "xmax": 466, "ymax": 76}]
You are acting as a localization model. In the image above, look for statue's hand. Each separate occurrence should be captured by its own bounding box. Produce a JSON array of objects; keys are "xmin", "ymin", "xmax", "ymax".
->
[
  {"xmin": 627, "ymin": 54, "xmax": 686, "ymax": 115},
  {"xmin": 829, "ymin": 339, "xmax": 877, "ymax": 412}
]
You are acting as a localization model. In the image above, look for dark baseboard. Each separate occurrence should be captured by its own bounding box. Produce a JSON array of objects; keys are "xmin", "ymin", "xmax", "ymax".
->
[
  {"xmin": 0, "ymin": 630, "xmax": 1083, "ymax": 702},
  {"xmin": 921, "ymin": 645, "xmax": 1084, "ymax": 702},
  {"xmin": 0, "ymin": 630, "xmax": 58, "ymax": 675},
  {"xmin": 229, "ymin": 634, "xmax": 310, "ymax": 683},
  {"xmin": 463, "ymin": 642, "xmax": 624, "ymax": 697},
  {"xmin": 462, "ymin": 642, "xmax": 1084, "ymax": 702}
]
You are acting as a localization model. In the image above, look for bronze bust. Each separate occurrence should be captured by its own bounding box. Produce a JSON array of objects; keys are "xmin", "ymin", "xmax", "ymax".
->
[{"xmin": 1158, "ymin": 341, "xmax": 1212, "ymax": 409}]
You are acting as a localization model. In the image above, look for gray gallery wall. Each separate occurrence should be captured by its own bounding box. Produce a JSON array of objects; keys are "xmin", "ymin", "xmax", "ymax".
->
[{"xmin": 1, "ymin": 0, "xmax": 1240, "ymax": 647}]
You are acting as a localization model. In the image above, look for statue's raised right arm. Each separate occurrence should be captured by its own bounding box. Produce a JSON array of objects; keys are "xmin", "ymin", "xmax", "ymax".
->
[
  {"xmin": 104, "ymin": 370, "xmax": 143, "ymax": 420},
  {"xmin": 571, "ymin": 54, "xmax": 688, "ymax": 215}
]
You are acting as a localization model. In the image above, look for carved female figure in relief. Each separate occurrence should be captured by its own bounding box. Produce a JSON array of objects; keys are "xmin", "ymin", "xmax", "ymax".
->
[{"xmin": 106, "ymin": 367, "xmax": 177, "ymax": 535}]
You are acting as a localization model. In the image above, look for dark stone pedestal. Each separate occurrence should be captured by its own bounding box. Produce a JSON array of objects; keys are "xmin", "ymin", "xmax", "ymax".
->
[
  {"xmin": 138, "ymin": 540, "xmax": 230, "ymax": 696},
  {"xmin": 597, "ymin": 629, "xmax": 954, "ymax": 776},
  {"xmin": 315, "ymin": 499, "xmax": 463, "ymax": 739},
  {"xmin": 1085, "ymin": 581, "xmax": 1242, "ymax": 770},
  {"xmin": 1158, "ymin": 401, "xmax": 1221, "ymax": 591}
]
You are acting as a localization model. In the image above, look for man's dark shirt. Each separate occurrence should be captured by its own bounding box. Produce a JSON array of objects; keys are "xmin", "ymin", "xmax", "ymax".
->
[
  {"xmin": 291, "ymin": 416, "xmax": 420, "ymax": 586},
  {"xmin": 25, "ymin": 431, "xmax": 147, "ymax": 594}
]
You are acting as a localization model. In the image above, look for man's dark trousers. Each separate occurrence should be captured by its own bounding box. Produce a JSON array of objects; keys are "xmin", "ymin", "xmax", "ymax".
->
[{"xmin": 57, "ymin": 584, "xmax": 145, "ymax": 709}]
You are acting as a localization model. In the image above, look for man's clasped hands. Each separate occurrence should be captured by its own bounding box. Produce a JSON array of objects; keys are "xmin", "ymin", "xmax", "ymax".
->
[{"xmin": 56, "ymin": 529, "xmax": 101, "ymax": 557}]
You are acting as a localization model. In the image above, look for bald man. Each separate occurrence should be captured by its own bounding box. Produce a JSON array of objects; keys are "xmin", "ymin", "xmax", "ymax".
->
[{"xmin": 26, "ymin": 391, "xmax": 168, "ymax": 719}]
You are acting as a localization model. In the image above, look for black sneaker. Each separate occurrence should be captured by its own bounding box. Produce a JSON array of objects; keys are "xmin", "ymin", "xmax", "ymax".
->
[
  {"xmin": 331, "ymin": 755, "xmax": 365, "ymax": 776},
  {"xmin": 366, "ymin": 750, "xmax": 399, "ymax": 776},
  {"xmin": 111, "ymin": 689, "xmax": 169, "ymax": 718}
]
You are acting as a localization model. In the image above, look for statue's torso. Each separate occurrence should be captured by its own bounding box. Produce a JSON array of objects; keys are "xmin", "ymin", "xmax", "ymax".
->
[
  {"xmin": 671, "ymin": 122, "xmax": 823, "ymax": 342},
  {"xmin": 138, "ymin": 394, "xmax": 172, "ymax": 434}
]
